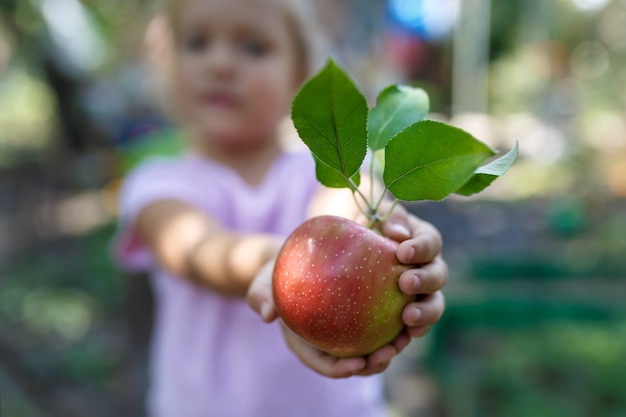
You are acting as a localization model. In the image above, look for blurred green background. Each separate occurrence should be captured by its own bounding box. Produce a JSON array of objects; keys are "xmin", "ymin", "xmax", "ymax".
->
[{"xmin": 0, "ymin": 0, "xmax": 625, "ymax": 416}]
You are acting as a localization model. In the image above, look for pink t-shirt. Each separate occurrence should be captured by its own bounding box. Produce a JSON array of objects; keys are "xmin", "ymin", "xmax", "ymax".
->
[{"xmin": 113, "ymin": 151, "xmax": 389, "ymax": 417}]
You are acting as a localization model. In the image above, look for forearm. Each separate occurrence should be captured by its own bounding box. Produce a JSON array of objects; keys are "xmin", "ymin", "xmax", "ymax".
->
[
  {"xmin": 186, "ymin": 232, "xmax": 283, "ymax": 296},
  {"xmin": 137, "ymin": 199, "xmax": 283, "ymax": 297}
]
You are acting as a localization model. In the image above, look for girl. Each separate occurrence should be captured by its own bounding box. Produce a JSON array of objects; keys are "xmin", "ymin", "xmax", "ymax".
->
[{"xmin": 113, "ymin": 0, "xmax": 447, "ymax": 415}]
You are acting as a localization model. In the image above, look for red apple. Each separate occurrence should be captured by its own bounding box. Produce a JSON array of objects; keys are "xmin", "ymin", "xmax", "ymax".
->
[{"xmin": 272, "ymin": 215, "xmax": 414, "ymax": 357}]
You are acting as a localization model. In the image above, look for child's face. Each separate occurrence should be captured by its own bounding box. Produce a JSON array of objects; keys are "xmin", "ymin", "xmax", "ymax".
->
[{"xmin": 171, "ymin": 0, "xmax": 302, "ymax": 150}]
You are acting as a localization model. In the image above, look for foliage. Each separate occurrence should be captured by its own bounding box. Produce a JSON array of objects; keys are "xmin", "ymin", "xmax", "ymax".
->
[
  {"xmin": 292, "ymin": 59, "xmax": 517, "ymax": 223},
  {"xmin": 116, "ymin": 126, "xmax": 185, "ymax": 175},
  {"xmin": 0, "ymin": 224, "xmax": 126, "ymax": 414},
  {"xmin": 466, "ymin": 200, "xmax": 626, "ymax": 281},
  {"xmin": 431, "ymin": 315, "xmax": 626, "ymax": 417}
]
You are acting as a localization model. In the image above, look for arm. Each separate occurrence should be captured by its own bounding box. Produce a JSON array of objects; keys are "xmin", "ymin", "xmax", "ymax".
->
[{"xmin": 136, "ymin": 199, "xmax": 283, "ymax": 296}]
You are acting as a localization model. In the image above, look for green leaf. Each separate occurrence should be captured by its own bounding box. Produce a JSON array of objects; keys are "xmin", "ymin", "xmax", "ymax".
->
[
  {"xmin": 456, "ymin": 141, "xmax": 520, "ymax": 196},
  {"xmin": 368, "ymin": 85, "xmax": 429, "ymax": 151},
  {"xmin": 313, "ymin": 155, "xmax": 361, "ymax": 188},
  {"xmin": 291, "ymin": 59, "xmax": 368, "ymax": 183},
  {"xmin": 383, "ymin": 120, "xmax": 496, "ymax": 201}
]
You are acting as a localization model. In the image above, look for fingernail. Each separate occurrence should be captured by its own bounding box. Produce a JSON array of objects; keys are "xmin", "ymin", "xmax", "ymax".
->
[
  {"xmin": 351, "ymin": 360, "xmax": 366, "ymax": 374},
  {"xmin": 412, "ymin": 273, "xmax": 421, "ymax": 292},
  {"xmin": 404, "ymin": 246, "xmax": 415, "ymax": 262},
  {"xmin": 260, "ymin": 302, "xmax": 272, "ymax": 321},
  {"xmin": 413, "ymin": 307, "xmax": 422, "ymax": 324},
  {"xmin": 390, "ymin": 223, "xmax": 411, "ymax": 237}
]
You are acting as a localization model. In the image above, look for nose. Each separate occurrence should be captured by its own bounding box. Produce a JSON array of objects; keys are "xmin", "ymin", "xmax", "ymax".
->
[{"xmin": 204, "ymin": 40, "xmax": 236, "ymax": 78}]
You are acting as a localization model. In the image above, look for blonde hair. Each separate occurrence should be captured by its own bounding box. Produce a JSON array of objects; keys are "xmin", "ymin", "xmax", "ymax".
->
[
  {"xmin": 163, "ymin": 0, "xmax": 327, "ymax": 81},
  {"xmin": 140, "ymin": 0, "xmax": 329, "ymax": 131}
]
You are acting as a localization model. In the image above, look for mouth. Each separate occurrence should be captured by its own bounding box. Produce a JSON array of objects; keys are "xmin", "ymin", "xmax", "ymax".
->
[{"xmin": 200, "ymin": 91, "xmax": 241, "ymax": 110}]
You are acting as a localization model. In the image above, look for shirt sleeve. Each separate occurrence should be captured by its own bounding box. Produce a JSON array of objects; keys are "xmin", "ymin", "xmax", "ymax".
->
[{"xmin": 110, "ymin": 158, "xmax": 202, "ymax": 272}]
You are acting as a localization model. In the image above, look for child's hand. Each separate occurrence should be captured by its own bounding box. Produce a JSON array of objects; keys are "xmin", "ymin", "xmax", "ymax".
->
[
  {"xmin": 247, "ymin": 206, "xmax": 447, "ymax": 378},
  {"xmin": 279, "ymin": 321, "xmax": 411, "ymax": 378},
  {"xmin": 247, "ymin": 260, "xmax": 278, "ymax": 323},
  {"xmin": 378, "ymin": 204, "xmax": 447, "ymax": 339},
  {"xmin": 248, "ymin": 265, "xmax": 407, "ymax": 377},
  {"xmin": 248, "ymin": 262, "xmax": 393, "ymax": 377}
]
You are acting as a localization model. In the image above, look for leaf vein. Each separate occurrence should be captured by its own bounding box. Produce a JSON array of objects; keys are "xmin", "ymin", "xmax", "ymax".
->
[
  {"xmin": 372, "ymin": 94, "xmax": 412, "ymax": 144},
  {"xmin": 387, "ymin": 152, "xmax": 486, "ymax": 188}
]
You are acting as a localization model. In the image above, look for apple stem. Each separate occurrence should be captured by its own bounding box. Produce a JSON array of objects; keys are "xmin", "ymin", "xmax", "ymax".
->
[
  {"xmin": 366, "ymin": 213, "xmax": 381, "ymax": 229},
  {"xmin": 346, "ymin": 163, "xmax": 401, "ymax": 230},
  {"xmin": 373, "ymin": 187, "xmax": 390, "ymax": 217},
  {"xmin": 347, "ymin": 177, "xmax": 375, "ymax": 211},
  {"xmin": 369, "ymin": 152, "xmax": 376, "ymax": 206},
  {"xmin": 379, "ymin": 199, "xmax": 400, "ymax": 223},
  {"xmin": 350, "ymin": 190, "xmax": 372, "ymax": 219}
]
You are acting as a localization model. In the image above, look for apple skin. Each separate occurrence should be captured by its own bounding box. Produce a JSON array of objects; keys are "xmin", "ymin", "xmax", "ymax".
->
[{"xmin": 272, "ymin": 215, "xmax": 414, "ymax": 358}]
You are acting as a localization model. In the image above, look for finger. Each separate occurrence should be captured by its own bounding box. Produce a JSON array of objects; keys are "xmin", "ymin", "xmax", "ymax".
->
[
  {"xmin": 247, "ymin": 263, "xmax": 277, "ymax": 322},
  {"xmin": 378, "ymin": 203, "xmax": 410, "ymax": 240},
  {"xmin": 407, "ymin": 325, "xmax": 431, "ymax": 338},
  {"xmin": 381, "ymin": 221, "xmax": 412, "ymax": 243},
  {"xmin": 402, "ymin": 291, "xmax": 445, "ymax": 327},
  {"xmin": 355, "ymin": 345, "xmax": 397, "ymax": 376},
  {"xmin": 355, "ymin": 331, "xmax": 411, "ymax": 376},
  {"xmin": 398, "ymin": 256, "xmax": 448, "ymax": 295},
  {"xmin": 391, "ymin": 331, "xmax": 411, "ymax": 353},
  {"xmin": 283, "ymin": 326, "xmax": 366, "ymax": 378},
  {"xmin": 300, "ymin": 349, "xmax": 365, "ymax": 379},
  {"xmin": 247, "ymin": 284, "xmax": 276, "ymax": 322},
  {"xmin": 396, "ymin": 219, "xmax": 443, "ymax": 265},
  {"xmin": 259, "ymin": 301, "xmax": 277, "ymax": 322}
]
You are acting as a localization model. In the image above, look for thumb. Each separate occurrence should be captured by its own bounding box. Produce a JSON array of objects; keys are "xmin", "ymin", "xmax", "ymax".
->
[
  {"xmin": 381, "ymin": 221, "xmax": 411, "ymax": 243},
  {"xmin": 247, "ymin": 261, "xmax": 278, "ymax": 322},
  {"xmin": 378, "ymin": 203, "xmax": 412, "ymax": 242}
]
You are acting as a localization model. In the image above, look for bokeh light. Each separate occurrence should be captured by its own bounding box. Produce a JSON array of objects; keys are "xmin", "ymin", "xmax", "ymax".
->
[
  {"xmin": 0, "ymin": 33, "xmax": 10, "ymax": 72},
  {"xmin": 570, "ymin": 40, "xmax": 611, "ymax": 80},
  {"xmin": 0, "ymin": 0, "xmax": 625, "ymax": 415},
  {"xmin": 388, "ymin": 0, "xmax": 460, "ymax": 40},
  {"xmin": 38, "ymin": 0, "xmax": 109, "ymax": 71},
  {"xmin": 0, "ymin": 68, "xmax": 56, "ymax": 164},
  {"xmin": 571, "ymin": 0, "xmax": 611, "ymax": 12}
]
